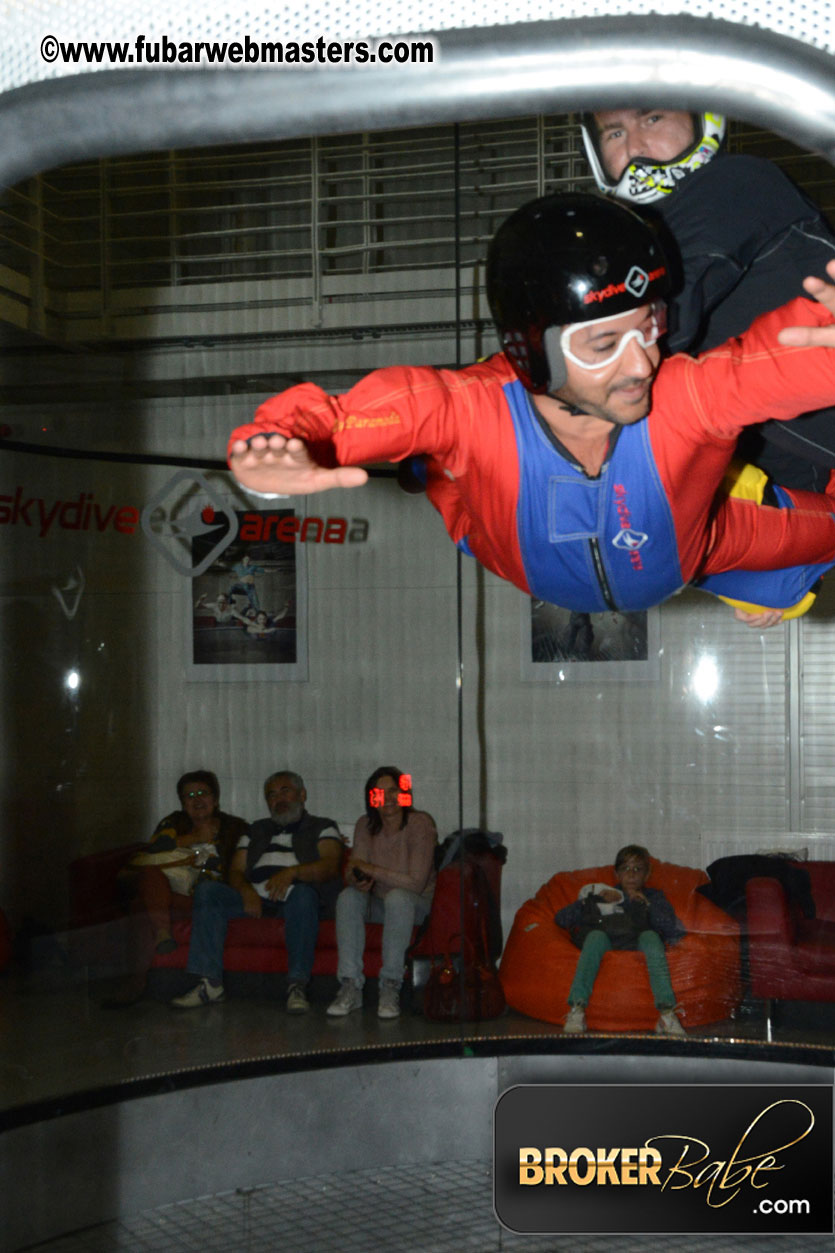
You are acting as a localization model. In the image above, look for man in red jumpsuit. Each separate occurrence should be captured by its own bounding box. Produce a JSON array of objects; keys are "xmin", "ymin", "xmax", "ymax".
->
[{"xmin": 226, "ymin": 193, "xmax": 835, "ymax": 621}]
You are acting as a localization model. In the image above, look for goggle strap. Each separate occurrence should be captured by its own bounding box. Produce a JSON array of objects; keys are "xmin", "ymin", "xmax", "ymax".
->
[{"xmin": 542, "ymin": 324, "xmax": 568, "ymax": 391}]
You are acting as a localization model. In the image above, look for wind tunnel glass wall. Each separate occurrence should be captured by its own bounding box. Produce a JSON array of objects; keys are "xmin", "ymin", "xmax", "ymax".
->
[{"xmin": 3, "ymin": 115, "xmax": 835, "ymax": 1123}]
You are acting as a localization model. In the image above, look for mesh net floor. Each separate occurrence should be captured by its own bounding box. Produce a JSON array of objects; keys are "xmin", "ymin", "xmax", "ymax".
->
[{"xmin": 22, "ymin": 1159, "xmax": 834, "ymax": 1252}]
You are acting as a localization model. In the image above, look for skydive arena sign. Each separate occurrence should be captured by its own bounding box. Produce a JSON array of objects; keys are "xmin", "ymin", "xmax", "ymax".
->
[{"xmin": 494, "ymin": 1085, "xmax": 833, "ymax": 1235}]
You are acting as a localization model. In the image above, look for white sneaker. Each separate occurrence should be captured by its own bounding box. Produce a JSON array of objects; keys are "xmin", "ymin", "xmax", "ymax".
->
[
  {"xmin": 563, "ymin": 1004, "xmax": 586, "ymax": 1033},
  {"xmin": 171, "ymin": 977, "xmax": 224, "ymax": 1009},
  {"xmin": 327, "ymin": 979, "xmax": 363, "ymax": 1017},
  {"xmin": 655, "ymin": 1007, "xmax": 686, "ymax": 1036},
  {"xmin": 377, "ymin": 978, "xmax": 401, "ymax": 1020}
]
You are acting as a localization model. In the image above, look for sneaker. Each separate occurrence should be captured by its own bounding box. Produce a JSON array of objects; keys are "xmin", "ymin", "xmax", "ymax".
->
[
  {"xmin": 286, "ymin": 982, "xmax": 310, "ymax": 1014},
  {"xmin": 171, "ymin": 977, "xmax": 224, "ymax": 1009},
  {"xmin": 563, "ymin": 1004, "xmax": 587, "ymax": 1034},
  {"xmin": 377, "ymin": 978, "xmax": 401, "ymax": 1020},
  {"xmin": 655, "ymin": 1007, "xmax": 686, "ymax": 1036},
  {"xmin": 327, "ymin": 979, "xmax": 363, "ymax": 1017}
]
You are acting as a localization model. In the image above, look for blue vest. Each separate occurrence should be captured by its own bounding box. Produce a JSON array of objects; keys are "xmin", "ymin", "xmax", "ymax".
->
[{"xmin": 504, "ymin": 379, "xmax": 683, "ymax": 612}]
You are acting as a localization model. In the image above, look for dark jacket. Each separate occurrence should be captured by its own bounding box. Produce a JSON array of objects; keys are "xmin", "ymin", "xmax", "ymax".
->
[
  {"xmin": 555, "ymin": 885, "xmax": 685, "ymax": 951},
  {"xmin": 648, "ymin": 151, "xmax": 835, "ymax": 488},
  {"xmin": 152, "ymin": 809, "xmax": 249, "ymax": 880}
]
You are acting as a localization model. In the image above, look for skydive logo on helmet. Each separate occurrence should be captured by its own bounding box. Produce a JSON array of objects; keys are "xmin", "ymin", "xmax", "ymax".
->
[
  {"xmin": 584, "ymin": 266, "xmax": 666, "ymax": 305},
  {"xmin": 625, "ymin": 267, "xmax": 649, "ymax": 298}
]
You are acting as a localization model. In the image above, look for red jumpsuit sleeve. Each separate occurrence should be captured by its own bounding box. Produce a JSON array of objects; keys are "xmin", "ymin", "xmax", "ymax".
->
[
  {"xmin": 662, "ymin": 296, "xmax": 835, "ymax": 441},
  {"xmin": 649, "ymin": 296, "xmax": 835, "ymax": 585},
  {"xmin": 227, "ymin": 364, "xmax": 485, "ymax": 476}
]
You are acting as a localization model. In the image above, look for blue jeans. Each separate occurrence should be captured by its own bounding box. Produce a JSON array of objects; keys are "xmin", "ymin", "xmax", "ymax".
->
[
  {"xmin": 186, "ymin": 879, "xmax": 320, "ymax": 985},
  {"xmin": 336, "ymin": 885, "xmax": 430, "ymax": 986},
  {"xmin": 228, "ymin": 582, "xmax": 259, "ymax": 610},
  {"xmin": 568, "ymin": 929, "xmax": 675, "ymax": 1009}
]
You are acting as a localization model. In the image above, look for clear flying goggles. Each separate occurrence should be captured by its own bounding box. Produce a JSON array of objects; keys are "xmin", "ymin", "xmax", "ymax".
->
[{"xmin": 561, "ymin": 300, "xmax": 668, "ymax": 371}]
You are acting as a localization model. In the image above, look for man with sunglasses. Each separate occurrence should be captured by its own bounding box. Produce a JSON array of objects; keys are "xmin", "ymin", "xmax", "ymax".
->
[{"xmin": 226, "ymin": 191, "xmax": 835, "ymax": 623}]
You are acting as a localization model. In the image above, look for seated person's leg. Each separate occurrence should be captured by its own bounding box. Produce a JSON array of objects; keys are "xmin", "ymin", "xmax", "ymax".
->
[
  {"xmin": 278, "ymin": 882, "xmax": 320, "ymax": 987},
  {"xmin": 567, "ymin": 930, "xmax": 611, "ymax": 1007},
  {"xmin": 134, "ymin": 867, "xmax": 187, "ymax": 954},
  {"xmin": 636, "ymin": 930, "xmax": 675, "ymax": 1008},
  {"xmin": 335, "ymin": 885, "xmax": 373, "ymax": 986},
  {"xmin": 328, "ymin": 886, "xmax": 376, "ymax": 1016},
  {"xmin": 133, "ymin": 866, "xmax": 171, "ymax": 934},
  {"xmin": 637, "ymin": 930, "xmax": 685, "ymax": 1035},
  {"xmin": 380, "ymin": 888, "xmax": 428, "ymax": 985},
  {"xmin": 378, "ymin": 888, "xmax": 427, "ymax": 1019},
  {"xmin": 563, "ymin": 930, "xmax": 611, "ymax": 1032},
  {"xmin": 172, "ymin": 880, "xmax": 245, "ymax": 1008}
]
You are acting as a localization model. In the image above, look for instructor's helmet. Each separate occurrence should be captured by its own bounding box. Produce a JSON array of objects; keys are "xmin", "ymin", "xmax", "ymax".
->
[
  {"xmin": 487, "ymin": 191, "xmax": 671, "ymax": 394},
  {"xmin": 580, "ymin": 111, "xmax": 726, "ymax": 205}
]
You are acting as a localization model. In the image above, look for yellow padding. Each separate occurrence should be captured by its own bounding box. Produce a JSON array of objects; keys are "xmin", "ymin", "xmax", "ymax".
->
[
  {"xmin": 723, "ymin": 459, "xmax": 769, "ymax": 503},
  {"xmin": 716, "ymin": 591, "xmax": 817, "ymax": 621}
]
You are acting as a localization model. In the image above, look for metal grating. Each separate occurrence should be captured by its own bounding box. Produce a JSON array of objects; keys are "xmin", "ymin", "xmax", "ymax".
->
[
  {"xmin": 2, "ymin": 118, "xmax": 835, "ymax": 347},
  {"xmin": 20, "ymin": 1159, "xmax": 835, "ymax": 1252}
]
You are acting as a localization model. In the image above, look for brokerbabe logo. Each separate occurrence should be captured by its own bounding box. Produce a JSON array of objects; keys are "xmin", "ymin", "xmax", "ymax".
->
[{"xmin": 494, "ymin": 1085, "xmax": 833, "ymax": 1235}]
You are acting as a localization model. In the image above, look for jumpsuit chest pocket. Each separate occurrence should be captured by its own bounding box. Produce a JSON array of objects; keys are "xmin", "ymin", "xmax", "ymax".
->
[{"xmin": 547, "ymin": 475, "xmax": 602, "ymax": 543}]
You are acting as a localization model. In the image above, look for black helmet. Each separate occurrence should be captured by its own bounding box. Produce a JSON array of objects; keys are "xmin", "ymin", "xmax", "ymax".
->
[
  {"xmin": 580, "ymin": 111, "xmax": 726, "ymax": 205},
  {"xmin": 487, "ymin": 191, "xmax": 671, "ymax": 394}
]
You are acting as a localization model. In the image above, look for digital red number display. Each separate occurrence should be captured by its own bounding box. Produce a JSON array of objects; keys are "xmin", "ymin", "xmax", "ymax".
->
[{"xmin": 369, "ymin": 774, "xmax": 413, "ymax": 808}]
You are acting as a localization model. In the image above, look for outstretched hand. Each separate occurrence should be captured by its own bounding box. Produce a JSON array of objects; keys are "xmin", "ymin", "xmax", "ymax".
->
[
  {"xmin": 734, "ymin": 606, "xmax": 784, "ymax": 630},
  {"xmin": 228, "ymin": 433, "xmax": 369, "ymax": 496},
  {"xmin": 778, "ymin": 258, "xmax": 835, "ymax": 347}
]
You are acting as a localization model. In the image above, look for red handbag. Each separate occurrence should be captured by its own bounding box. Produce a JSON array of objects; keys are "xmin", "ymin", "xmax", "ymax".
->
[{"xmin": 423, "ymin": 927, "xmax": 506, "ymax": 1022}]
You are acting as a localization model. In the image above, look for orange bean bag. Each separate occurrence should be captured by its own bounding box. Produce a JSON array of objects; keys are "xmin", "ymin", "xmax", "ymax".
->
[{"xmin": 500, "ymin": 859, "xmax": 740, "ymax": 1030}]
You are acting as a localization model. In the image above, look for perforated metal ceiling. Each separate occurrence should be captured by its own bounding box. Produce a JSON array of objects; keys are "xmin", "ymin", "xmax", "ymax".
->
[
  {"xmin": 3, "ymin": 0, "xmax": 834, "ymax": 93},
  {"xmin": 2, "ymin": 3, "xmax": 835, "ymax": 189}
]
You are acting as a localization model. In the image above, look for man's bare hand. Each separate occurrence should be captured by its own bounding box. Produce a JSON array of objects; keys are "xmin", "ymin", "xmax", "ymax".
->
[
  {"xmin": 229, "ymin": 433, "xmax": 369, "ymax": 496},
  {"xmin": 265, "ymin": 866, "xmax": 298, "ymax": 902},
  {"xmin": 778, "ymin": 258, "xmax": 835, "ymax": 347},
  {"xmin": 240, "ymin": 884, "xmax": 263, "ymax": 918},
  {"xmin": 734, "ymin": 606, "xmax": 784, "ymax": 629}
]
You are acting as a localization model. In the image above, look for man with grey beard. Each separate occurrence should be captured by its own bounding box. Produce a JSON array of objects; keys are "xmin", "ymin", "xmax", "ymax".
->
[{"xmin": 172, "ymin": 770, "xmax": 342, "ymax": 1013}]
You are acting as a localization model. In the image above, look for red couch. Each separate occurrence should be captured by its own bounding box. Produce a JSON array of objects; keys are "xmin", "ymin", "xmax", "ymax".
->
[
  {"xmin": 68, "ymin": 843, "xmax": 386, "ymax": 980},
  {"xmin": 500, "ymin": 858, "xmax": 740, "ymax": 1031},
  {"xmin": 747, "ymin": 860, "xmax": 835, "ymax": 1008}
]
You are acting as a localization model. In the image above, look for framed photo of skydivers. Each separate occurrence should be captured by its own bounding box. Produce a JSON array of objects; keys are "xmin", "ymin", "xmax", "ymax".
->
[
  {"xmin": 521, "ymin": 598, "xmax": 660, "ymax": 682},
  {"xmin": 187, "ymin": 505, "xmax": 308, "ymax": 681}
]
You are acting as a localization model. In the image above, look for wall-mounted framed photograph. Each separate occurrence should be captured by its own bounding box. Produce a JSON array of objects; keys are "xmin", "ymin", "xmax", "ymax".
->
[
  {"xmin": 188, "ymin": 506, "xmax": 308, "ymax": 681},
  {"xmin": 521, "ymin": 598, "xmax": 660, "ymax": 682}
]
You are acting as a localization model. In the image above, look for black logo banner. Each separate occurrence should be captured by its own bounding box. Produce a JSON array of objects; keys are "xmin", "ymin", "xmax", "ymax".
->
[{"xmin": 494, "ymin": 1084, "xmax": 833, "ymax": 1234}]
